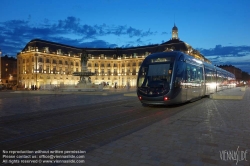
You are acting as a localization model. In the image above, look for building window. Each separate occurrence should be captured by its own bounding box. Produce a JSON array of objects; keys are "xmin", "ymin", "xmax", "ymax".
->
[
  {"xmin": 59, "ymin": 67, "xmax": 62, "ymax": 74},
  {"xmin": 95, "ymin": 69, "xmax": 98, "ymax": 75},
  {"xmin": 114, "ymin": 69, "xmax": 117, "ymax": 75},
  {"xmin": 46, "ymin": 59, "xmax": 50, "ymax": 63},
  {"xmin": 39, "ymin": 65, "xmax": 42, "ymax": 73},
  {"xmin": 46, "ymin": 66, "xmax": 49, "ymax": 73},
  {"xmin": 53, "ymin": 66, "xmax": 56, "ymax": 74},
  {"xmin": 132, "ymin": 68, "xmax": 136, "ymax": 75},
  {"xmin": 65, "ymin": 61, "xmax": 68, "ymax": 65},
  {"xmin": 127, "ymin": 69, "xmax": 130, "ymax": 75},
  {"xmin": 38, "ymin": 58, "xmax": 43, "ymax": 62},
  {"xmin": 59, "ymin": 60, "xmax": 62, "ymax": 64},
  {"xmin": 71, "ymin": 62, "xmax": 74, "ymax": 66},
  {"xmin": 53, "ymin": 59, "xmax": 57, "ymax": 64}
]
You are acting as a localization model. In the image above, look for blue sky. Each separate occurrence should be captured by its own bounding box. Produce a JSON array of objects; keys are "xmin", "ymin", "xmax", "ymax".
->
[{"xmin": 0, "ymin": 0, "xmax": 250, "ymax": 73}]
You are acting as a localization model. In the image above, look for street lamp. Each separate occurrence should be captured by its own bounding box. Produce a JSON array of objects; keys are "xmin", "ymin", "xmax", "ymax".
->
[{"xmin": 35, "ymin": 53, "xmax": 38, "ymax": 89}]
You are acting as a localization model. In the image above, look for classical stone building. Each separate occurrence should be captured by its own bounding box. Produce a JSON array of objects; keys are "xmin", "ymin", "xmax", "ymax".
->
[
  {"xmin": 218, "ymin": 65, "xmax": 242, "ymax": 81},
  {"xmin": 17, "ymin": 25, "xmax": 208, "ymax": 89}
]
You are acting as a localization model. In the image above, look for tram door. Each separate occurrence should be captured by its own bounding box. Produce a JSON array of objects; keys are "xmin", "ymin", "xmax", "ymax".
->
[
  {"xmin": 175, "ymin": 61, "xmax": 187, "ymax": 102},
  {"xmin": 186, "ymin": 64, "xmax": 203, "ymax": 100}
]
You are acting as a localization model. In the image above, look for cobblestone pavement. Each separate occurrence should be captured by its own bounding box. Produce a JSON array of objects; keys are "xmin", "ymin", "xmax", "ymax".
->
[
  {"xmin": 1, "ymin": 87, "xmax": 249, "ymax": 166},
  {"xmin": 0, "ymin": 88, "xmax": 135, "ymax": 117},
  {"xmin": 83, "ymin": 87, "xmax": 250, "ymax": 166}
]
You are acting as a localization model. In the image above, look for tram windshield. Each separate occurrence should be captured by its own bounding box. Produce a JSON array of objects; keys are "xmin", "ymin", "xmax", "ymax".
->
[{"xmin": 137, "ymin": 63, "xmax": 173, "ymax": 88}]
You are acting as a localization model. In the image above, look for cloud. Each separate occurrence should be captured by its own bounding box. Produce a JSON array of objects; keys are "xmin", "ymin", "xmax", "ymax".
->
[
  {"xmin": 0, "ymin": 16, "xmax": 156, "ymax": 56},
  {"xmin": 197, "ymin": 45, "xmax": 250, "ymax": 73},
  {"xmin": 198, "ymin": 45, "xmax": 250, "ymax": 57}
]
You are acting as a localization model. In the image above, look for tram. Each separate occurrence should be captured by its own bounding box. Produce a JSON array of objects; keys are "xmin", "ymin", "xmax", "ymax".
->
[{"xmin": 137, "ymin": 51, "xmax": 235, "ymax": 105}]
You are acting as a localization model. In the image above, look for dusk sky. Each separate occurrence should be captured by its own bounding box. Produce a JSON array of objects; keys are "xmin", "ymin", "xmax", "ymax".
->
[{"xmin": 0, "ymin": 0, "xmax": 250, "ymax": 73}]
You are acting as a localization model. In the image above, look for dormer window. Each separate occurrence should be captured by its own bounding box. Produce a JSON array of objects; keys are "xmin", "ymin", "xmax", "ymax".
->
[
  {"xmin": 44, "ymin": 47, "xmax": 49, "ymax": 53},
  {"xmin": 57, "ymin": 49, "xmax": 62, "ymax": 55}
]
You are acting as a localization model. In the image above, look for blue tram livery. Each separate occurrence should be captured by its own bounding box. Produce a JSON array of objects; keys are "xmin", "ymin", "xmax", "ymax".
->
[{"xmin": 137, "ymin": 51, "xmax": 235, "ymax": 105}]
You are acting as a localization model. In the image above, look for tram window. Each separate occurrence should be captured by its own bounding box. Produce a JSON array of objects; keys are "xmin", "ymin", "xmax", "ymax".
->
[
  {"xmin": 137, "ymin": 63, "xmax": 173, "ymax": 87},
  {"xmin": 148, "ymin": 64, "xmax": 170, "ymax": 76},
  {"xmin": 186, "ymin": 64, "xmax": 203, "ymax": 83},
  {"xmin": 137, "ymin": 67, "xmax": 148, "ymax": 87},
  {"xmin": 205, "ymin": 68, "xmax": 212, "ymax": 83},
  {"xmin": 174, "ymin": 62, "xmax": 185, "ymax": 87}
]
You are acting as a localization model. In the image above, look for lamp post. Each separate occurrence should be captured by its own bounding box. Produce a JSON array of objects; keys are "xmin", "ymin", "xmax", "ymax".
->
[{"xmin": 35, "ymin": 53, "xmax": 38, "ymax": 89}]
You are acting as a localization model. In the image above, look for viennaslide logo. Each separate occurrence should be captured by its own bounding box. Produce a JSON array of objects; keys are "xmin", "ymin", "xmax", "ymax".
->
[{"xmin": 219, "ymin": 146, "xmax": 248, "ymax": 165}]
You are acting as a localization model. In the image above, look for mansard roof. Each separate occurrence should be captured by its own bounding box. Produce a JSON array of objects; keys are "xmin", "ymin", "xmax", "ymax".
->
[
  {"xmin": 20, "ymin": 38, "xmax": 209, "ymax": 62},
  {"xmin": 160, "ymin": 39, "xmax": 190, "ymax": 51},
  {"xmin": 20, "ymin": 39, "xmax": 160, "ymax": 57}
]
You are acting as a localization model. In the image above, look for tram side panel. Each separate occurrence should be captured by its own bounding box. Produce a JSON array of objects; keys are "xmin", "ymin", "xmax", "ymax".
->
[
  {"xmin": 185, "ymin": 62, "xmax": 205, "ymax": 101},
  {"xmin": 172, "ymin": 61, "xmax": 187, "ymax": 103},
  {"xmin": 204, "ymin": 64, "xmax": 217, "ymax": 95}
]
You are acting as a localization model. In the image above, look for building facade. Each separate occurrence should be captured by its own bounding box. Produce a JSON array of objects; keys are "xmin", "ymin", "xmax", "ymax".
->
[
  {"xmin": 1, "ymin": 55, "xmax": 17, "ymax": 86},
  {"xmin": 17, "ymin": 25, "xmax": 209, "ymax": 89},
  {"xmin": 218, "ymin": 65, "xmax": 242, "ymax": 81}
]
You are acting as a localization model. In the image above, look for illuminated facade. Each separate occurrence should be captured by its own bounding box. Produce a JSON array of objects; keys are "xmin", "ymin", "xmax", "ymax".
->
[
  {"xmin": 17, "ymin": 45, "xmax": 81, "ymax": 88},
  {"xmin": 17, "ymin": 25, "xmax": 209, "ymax": 88}
]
